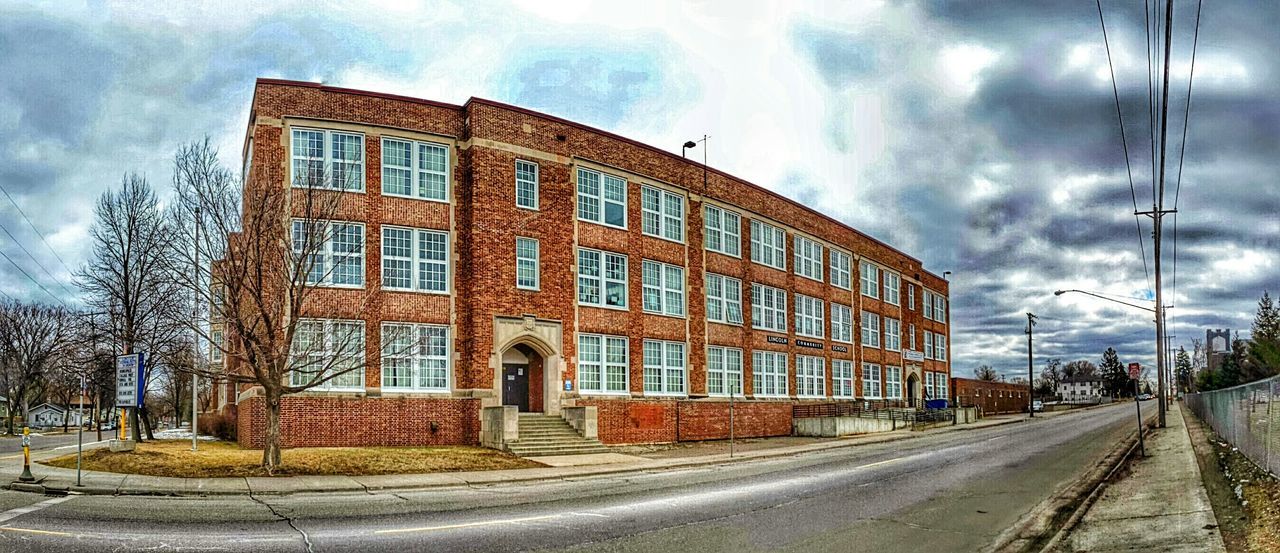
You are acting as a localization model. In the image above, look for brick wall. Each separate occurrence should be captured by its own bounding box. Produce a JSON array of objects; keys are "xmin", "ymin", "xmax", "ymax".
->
[
  {"xmin": 952, "ymin": 378, "xmax": 1030, "ymax": 415},
  {"xmin": 578, "ymin": 398, "xmax": 793, "ymax": 444},
  {"xmin": 237, "ymin": 395, "xmax": 480, "ymax": 449}
]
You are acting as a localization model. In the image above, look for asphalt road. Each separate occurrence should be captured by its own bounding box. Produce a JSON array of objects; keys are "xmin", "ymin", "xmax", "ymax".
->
[{"xmin": 0, "ymin": 403, "xmax": 1147, "ymax": 552}]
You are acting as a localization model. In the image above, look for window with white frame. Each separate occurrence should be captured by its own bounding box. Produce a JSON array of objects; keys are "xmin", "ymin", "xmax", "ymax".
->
[
  {"xmin": 935, "ymin": 335, "xmax": 947, "ymax": 361},
  {"xmin": 641, "ymin": 186, "xmax": 684, "ymax": 242},
  {"xmin": 704, "ymin": 205, "xmax": 741, "ymax": 257},
  {"xmin": 515, "ymin": 237, "xmax": 539, "ymax": 290},
  {"xmin": 381, "ymin": 323, "xmax": 449, "ymax": 391},
  {"xmin": 751, "ymin": 283, "xmax": 787, "ymax": 332},
  {"xmin": 290, "ymin": 319, "xmax": 365, "ymax": 390},
  {"xmin": 831, "ymin": 304, "xmax": 853, "ymax": 343},
  {"xmin": 642, "ymin": 260, "xmax": 685, "ymax": 316},
  {"xmin": 793, "ymin": 236, "xmax": 823, "ymax": 281},
  {"xmin": 934, "ymin": 296, "xmax": 947, "ymax": 324},
  {"xmin": 833, "ymin": 360, "xmax": 854, "ymax": 398},
  {"xmin": 578, "ymin": 334, "xmax": 629, "ymax": 394},
  {"xmin": 515, "ymin": 159, "xmax": 539, "ymax": 209},
  {"xmin": 909, "ymin": 323, "xmax": 917, "ymax": 350},
  {"xmin": 381, "ymin": 226, "xmax": 448, "ymax": 293},
  {"xmin": 381, "ymin": 137, "xmax": 448, "ymax": 201},
  {"xmin": 750, "ymin": 220, "xmax": 786, "ymax": 270},
  {"xmin": 925, "ymin": 372, "xmax": 936, "ymax": 399},
  {"xmin": 577, "ymin": 167, "xmax": 627, "ymax": 228},
  {"xmin": 643, "ymin": 340, "xmax": 686, "ymax": 395},
  {"xmin": 210, "ymin": 329, "xmax": 223, "ymax": 363},
  {"xmin": 924, "ymin": 331, "xmax": 934, "ymax": 360},
  {"xmin": 707, "ymin": 346, "xmax": 744, "ymax": 396},
  {"xmin": 860, "ymin": 261, "xmax": 879, "ymax": 298},
  {"xmin": 863, "ymin": 363, "xmax": 882, "ymax": 399},
  {"xmin": 884, "ymin": 317, "xmax": 901, "ymax": 352},
  {"xmin": 705, "ymin": 274, "xmax": 743, "ymax": 325},
  {"xmin": 861, "ymin": 311, "xmax": 880, "ymax": 348},
  {"xmin": 885, "ymin": 366, "xmax": 903, "ymax": 399},
  {"xmin": 884, "ymin": 272, "xmax": 901, "ymax": 306},
  {"xmin": 923, "ymin": 290, "xmax": 934, "ymax": 320},
  {"xmin": 752, "ymin": 350, "xmax": 788, "ymax": 397},
  {"xmin": 577, "ymin": 248, "xmax": 628, "ymax": 308},
  {"xmin": 795, "ymin": 294, "xmax": 825, "ymax": 339},
  {"xmin": 937, "ymin": 373, "xmax": 948, "ymax": 400},
  {"xmin": 830, "ymin": 250, "xmax": 851, "ymax": 289},
  {"xmin": 796, "ymin": 355, "xmax": 825, "ymax": 398},
  {"xmin": 908, "ymin": 285, "xmax": 915, "ymax": 310},
  {"xmin": 291, "ymin": 128, "xmax": 364, "ymax": 191},
  {"xmin": 293, "ymin": 220, "xmax": 364, "ymax": 287}
]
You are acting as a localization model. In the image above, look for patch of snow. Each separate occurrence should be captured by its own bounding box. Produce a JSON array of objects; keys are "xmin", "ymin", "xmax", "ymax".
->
[{"xmin": 152, "ymin": 429, "xmax": 218, "ymax": 441}]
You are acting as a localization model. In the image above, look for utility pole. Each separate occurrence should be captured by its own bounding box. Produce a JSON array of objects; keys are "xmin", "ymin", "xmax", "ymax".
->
[
  {"xmin": 192, "ymin": 205, "xmax": 200, "ymax": 452},
  {"xmin": 1026, "ymin": 313, "xmax": 1037, "ymax": 418}
]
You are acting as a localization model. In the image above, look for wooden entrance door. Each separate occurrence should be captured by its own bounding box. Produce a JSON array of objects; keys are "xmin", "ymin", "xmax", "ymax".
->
[{"xmin": 502, "ymin": 363, "xmax": 530, "ymax": 412}]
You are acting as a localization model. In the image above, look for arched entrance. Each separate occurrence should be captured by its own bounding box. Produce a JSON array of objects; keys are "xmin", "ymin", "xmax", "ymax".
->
[
  {"xmin": 906, "ymin": 373, "xmax": 920, "ymax": 407},
  {"xmin": 500, "ymin": 344, "xmax": 545, "ymax": 413}
]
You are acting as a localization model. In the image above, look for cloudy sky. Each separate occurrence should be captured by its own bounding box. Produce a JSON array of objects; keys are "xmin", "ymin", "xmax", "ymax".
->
[{"xmin": 1, "ymin": 1, "xmax": 1276, "ymax": 378}]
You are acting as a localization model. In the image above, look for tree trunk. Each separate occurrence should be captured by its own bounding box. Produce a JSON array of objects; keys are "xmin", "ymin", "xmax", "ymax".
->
[
  {"xmin": 94, "ymin": 398, "xmax": 102, "ymax": 442},
  {"xmin": 140, "ymin": 404, "xmax": 155, "ymax": 440},
  {"xmin": 130, "ymin": 408, "xmax": 142, "ymax": 442},
  {"xmin": 262, "ymin": 393, "xmax": 283, "ymax": 472},
  {"xmin": 62, "ymin": 408, "xmax": 69, "ymax": 433}
]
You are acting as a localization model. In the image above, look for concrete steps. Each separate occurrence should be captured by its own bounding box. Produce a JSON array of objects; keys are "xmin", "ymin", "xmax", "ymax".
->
[{"xmin": 508, "ymin": 414, "xmax": 610, "ymax": 457}]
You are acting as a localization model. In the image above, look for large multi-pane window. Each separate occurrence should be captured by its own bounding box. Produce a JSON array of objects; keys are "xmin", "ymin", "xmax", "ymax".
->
[
  {"xmin": 934, "ymin": 296, "xmax": 948, "ymax": 324},
  {"xmin": 833, "ymin": 360, "xmax": 854, "ymax": 398},
  {"xmin": 515, "ymin": 160, "xmax": 539, "ymax": 209},
  {"xmin": 642, "ymin": 260, "xmax": 685, "ymax": 317},
  {"xmin": 578, "ymin": 334, "xmax": 629, "ymax": 394},
  {"xmin": 577, "ymin": 248, "xmax": 628, "ymax": 308},
  {"xmin": 937, "ymin": 373, "xmax": 948, "ymax": 400},
  {"xmin": 863, "ymin": 363, "xmax": 882, "ymax": 399},
  {"xmin": 925, "ymin": 372, "xmax": 937, "ymax": 399},
  {"xmin": 381, "ymin": 137, "xmax": 448, "ymax": 201},
  {"xmin": 290, "ymin": 319, "xmax": 364, "ymax": 390},
  {"xmin": 750, "ymin": 220, "xmax": 786, "ymax": 270},
  {"xmin": 861, "ymin": 311, "xmax": 880, "ymax": 348},
  {"xmin": 643, "ymin": 340, "xmax": 686, "ymax": 395},
  {"xmin": 381, "ymin": 323, "xmax": 449, "ymax": 391},
  {"xmin": 831, "ymin": 304, "xmax": 853, "ymax": 343},
  {"xmin": 751, "ymin": 283, "xmax": 788, "ymax": 332},
  {"xmin": 704, "ymin": 205, "xmax": 741, "ymax": 257},
  {"xmin": 705, "ymin": 274, "xmax": 743, "ymax": 325},
  {"xmin": 515, "ymin": 237, "xmax": 539, "ymax": 290},
  {"xmin": 830, "ymin": 250, "xmax": 852, "ymax": 289},
  {"xmin": 885, "ymin": 366, "xmax": 903, "ymax": 399},
  {"xmin": 909, "ymin": 323, "xmax": 917, "ymax": 350},
  {"xmin": 908, "ymin": 285, "xmax": 916, "ymax": 310},
  {"xmin": 381, "ymin": 226, "xmax": 448, "ymax": 293},
  {"xmin": 293, "ymin": 220, "xmax": 364, "ymax": 287},
  {"xmin": 860, "ymin": 261, "xmax": 879, "ymax": 298},
  {"xmin": 577, "ymin": 167, "xmax": 627, "ymax": 228},
  {"xmin": 210, "ymin": 330, "xmax": 223, "ymax": 363},
  {"xmin": 793, "ymin": 236, "xmax": 823, "ymax": 282},
  {"xmin": 924, "ymin": 331, "xmax": 934, "ymax": 360},
  {"xmin": 795, "ymin": 294, "xmax": 825, "ymax": 339},
  {"xmin": 291, "ymin": 128, "xmax": 364, "ymax": 191},
  {"xmin": 641, "ymin": 186, "xmax": 684, "ymax": 242},
  {"xmin": 884, "ymin": 272, "xmax": 901, "ymax": 306},
  {"xmin": 935, "ymin": 335, "xmax": 948, "ymax": 361},
  {"xmin": 884, "ymin": 317, "xmax": 902, "ymax": 352},
  {"xmin": 707, "ymin": 346, "xmax": 744, "ymax": 396},
  {"xmin": 752, "ymin": 351, "xmax": 788, "ymax": 397},
  {"xmin": 923, "ymin": 290, "xmax": 934, "ymax": 320},
  {"xmin": 796, "ymin": 355, "xmax": 826, "ymax": 398}
]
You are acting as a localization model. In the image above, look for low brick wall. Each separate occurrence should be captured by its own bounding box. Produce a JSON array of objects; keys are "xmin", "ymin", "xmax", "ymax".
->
[
  {"xmin": 237, "ymin": 395, "xmax": 480, "ymax": 449},
  {"xmin": 577, "ymin": 399, "xmax": 677, "ymax": 445},
  {"xmin": 577, "ymin": 398, "xmax": 793, "ymax": 445}
]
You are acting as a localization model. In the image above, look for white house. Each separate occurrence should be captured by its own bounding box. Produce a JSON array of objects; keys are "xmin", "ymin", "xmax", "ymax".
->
[
  {"xmin": 1057, "ymin": 376, "xmax": 1105, "ymax": 401},
  {"xmin": 28, "ymin": 403, "xmax": 84, "ymax": 428}
]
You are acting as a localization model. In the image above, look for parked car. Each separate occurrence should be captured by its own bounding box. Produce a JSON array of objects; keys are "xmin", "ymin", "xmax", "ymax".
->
[{"xmin": 1032, "ymin": 400, "xmax": 1044, "ymax": 412}]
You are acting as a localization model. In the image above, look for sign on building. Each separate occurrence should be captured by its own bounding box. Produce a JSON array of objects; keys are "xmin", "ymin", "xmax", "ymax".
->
[
  {"xmin": 116, "ymin": 353, "xmax": 146, "ymax": 408},
  {"xmin": 903, "ymin": 350, "xmax": 925, "ymax": 362}
]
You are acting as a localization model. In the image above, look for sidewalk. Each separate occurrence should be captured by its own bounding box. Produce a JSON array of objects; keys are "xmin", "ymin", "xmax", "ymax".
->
[
  {"xmin": 6, "ymin": 412, "xmax": 1037, "ymax": 497},
  {"xmin": 1060, "ymin": 402, "xmax": 1225, "ymax": 553}
]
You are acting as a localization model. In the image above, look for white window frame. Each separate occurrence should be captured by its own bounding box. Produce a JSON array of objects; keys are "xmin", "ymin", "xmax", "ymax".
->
[
  {"xmin": 643, "ymin": 339, "xmax": 686, "ymax": 396},
  {"xmin": 909, "ymin": 323, "xmax": 917, "ymax": 350},
  {"xmin": 923, "ymin": 290, "xmax": 934, "ymax": 321},
  {"xmin": 380, "ymin": 322, "xmax": 450, "ymax": 392},
  {"xmin": 578, "ymin": 334, "xmax": 629, "ymax": 395},
  {"xmin": 925, "ymin": 372, "xmax": 936, "ymax": 399},
  {"xmin": 793, "ymin": 235, "xmax": 824, "ymax": 282},
  {"xmin": 885, "ymin": 366, "xmax": 903, "ymax": 399},
  {"xmin": 291, "ymin": 127, "xmax": 365, "ymax": 191},
  {"xmin": 750, "ymin": 220, "xmax": 786, "ymax": 270},
  {"xmin": 380, "ymin": 136, "xmax": 449, "ymax": 202},
  {"xmin": 795, "ymin": 294, "xmax": 825, "ymax": 339},
  {"xmin": 938, "ymin": 373, "xmax": 949, "ymax": 400},
  {"xmin": 936, "ymin": 334, "xmax": 948, "ymax": 362},
  {"xmin": 924, "ymin": 331, "xmax": 934, "ymax": 360},
  {"xmin": 884, "ymin": 272, "xmax": 901, "ymax": 306},
  {"xmin": 289, "ymin": 319, "xmax": 365, "ymax": 391},
  {"xmin": 707, "ymin": 346, "xmax": 744, "ymax": 397},
  {"xmin": 830, "ymin": 250, "xmax": 852, "ymax": 289},
  {"xmin": 293, "ymin": 219, "xmax": 365, "ymax": 288},
  {"xmin": 705, "ymin": 273, "xmax": 743, "ymax": 325},
  {"xmin": 577, "ymin": 167, "xmax": 627, "ymax": 229},
  {"xmin": 209, "ymin": 329, "xmax": 223, "ymax": 363},
  {"xmin": 704, "ymin": 205, "xmax": 741, "ymax": 257},
  {"xmin": 831, "ymin": 304, "xmax": 853, "ymax": 343},
  {"xmin": 515, "ymin": 159, "xmax": 539, "ymax": 210},
  {"xmin": 642, "ymin": 260, "xmax": 685, "ymax": 317},
  {"xmin": 641, "ymin": 185, "xmax": 684, "ymax": 242},
  {"xmin": 908, "ymin": 285, "xmax": 915, "ymax": 310},
  {"xmin": 752, "ymin": 350, "xmax": 788, "ymax": 398},
  {"xmin": 863, "ymin": 363, "xmax": 882, "ymax": 399},
  {"xmin": 861, "ymin": 311, "xmax": 880, "ymax": 348},
  {"xmin": 381, "ymin": 225, "xmax": 449, "ymax": 294},
  {"xmin": 751, "ymin": 283, "xmax": 788, "ymax": 332},
  {"xmin": 935, "ymin": 296, "xmax": 948, "ymax": 324},
  {"xmin": 796, "ymin": 355, "xmax": 826, "ymax": 398},
  {"xmin": 833, "ymin": 360, "xmax": 854, "ymax": 399},
  {"xmin": 515, "ymin": 237, "xmax": 539, "ymax": 290},
  {"xmin": 884, "ymin": 317, "xmax": 901, "ymax": 352},
  {"xmin": 860, "ymin": 260, "xmax": 879, "ymax": 298},
  {"xmin": 577, "ymin": 248, "xmax": 628, "ymax": 309}
]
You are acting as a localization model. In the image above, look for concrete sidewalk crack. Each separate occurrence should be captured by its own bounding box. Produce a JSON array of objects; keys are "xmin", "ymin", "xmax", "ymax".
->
[{"xmin": 248, "ymin": 485, "xmax": 315, "ymax": 553}]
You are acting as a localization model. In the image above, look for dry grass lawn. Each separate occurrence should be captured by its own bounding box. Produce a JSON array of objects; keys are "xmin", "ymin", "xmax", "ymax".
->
[{"xmin": 42, "ymin": 440, "xmax": 542, "ymax": 478}]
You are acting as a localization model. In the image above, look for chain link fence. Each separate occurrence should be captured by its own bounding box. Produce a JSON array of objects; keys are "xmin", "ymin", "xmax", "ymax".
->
[{"xmin": 1185, "ymin": 374, "xmax": 1280, "ymax": 476}]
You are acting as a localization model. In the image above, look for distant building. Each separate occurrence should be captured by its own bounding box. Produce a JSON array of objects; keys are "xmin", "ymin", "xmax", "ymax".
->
[
  {"xmin": 1057, "ymin": 375, "xmax": 1104, "ymax": 401},
  {"xmin": 1206, "ymin": 329, "xmax": 1232, "ymax": 372},
  {"xmin": 28, "ymin": 403, "xmax": 84, "ymax": 428},
  {"xmin": 952, "ymin": 377, "xmax": 1030, "ymax": 415}
]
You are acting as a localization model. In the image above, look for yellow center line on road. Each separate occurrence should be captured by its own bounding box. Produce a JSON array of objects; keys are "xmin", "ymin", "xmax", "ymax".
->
[
  {"xmin": 375, "ymin": 514, "xmax": 563, "ymax": 535},
  {"xmin": 0, "ymin": 526, "xmax": 71, "ymax": 536}
]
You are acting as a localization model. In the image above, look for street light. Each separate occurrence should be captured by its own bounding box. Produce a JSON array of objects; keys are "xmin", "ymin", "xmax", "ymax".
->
[
  {"xmin": 681, "ymin": 141, "xmax": 697, "ymax": 158},
  {"xmin": 1053, "ymin": 289, "xmax": 1155, "ymax": 313}
]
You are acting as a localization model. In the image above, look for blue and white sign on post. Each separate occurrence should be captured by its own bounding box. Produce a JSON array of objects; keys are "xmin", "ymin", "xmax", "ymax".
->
[{"xmin": 116, "ymin": 353, "xmax": 146, "ymax": 408}]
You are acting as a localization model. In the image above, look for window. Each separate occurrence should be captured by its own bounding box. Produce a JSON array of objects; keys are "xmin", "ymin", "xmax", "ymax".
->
[
  {"xmin": 210, "ymin": 329, "xmax": 223, "ymax": 363},
  {"xmin": 925, "ymin": 372, "xmax": 936, "ymax": 399},
  {"xmin": 515, "ymin": 160, "xmax": 539, "ymax": 209},
  {"xmin": 937, "ymin": 374, "xmax": 948, "ymax": 400},
  {"xmin": 860, "ymin": 261, "xmax": 879, "ymax": 298},
  {"xmin": 831, "ymin": 304, "xmax": 853, "ymax": 343},
  {"xmin": 515, "ymin": 237, "xmax": 539, "ymax": 290},
  {"xmin": 704, "ymin": 205, "xmax": 741, "ymax": 257},
  {"xmin": 293, "ymin": 220, "xmax": 364, "ymax": 287},
  {"xmin": 577, "ymin": 167, "xmax": 627, "ymax": 228},
  {"xmin": 642, "ymin": 260, "xmax": 685, "ymax": 316},
  {"xmin": 830, "ymin": 250, "xmax": 852, "ymax": 289},
  {"xmin": 885, "ymin": 366, "xmax": 903, "ymax": 399},
  {"xmin": 751, "ymin": 283, "xmax": 787, "ymax": 332},
  {"xmin": 924, "ymin": 331, "xmax": 934, "ymax": 360},
  {"xmin": 706, "ymin": 274, "xmax": 743, "ymax": 325},
  {"xmin": 884, "ymin": 272, "xmax": 901, "ymax": 306},
  {"xmin": 935, "ymin": 335, "xmax": 948, "ymax": 361},
  {"xmin": 908, "ymin": 285, "xmax": 915, "ymax": 310},
  {"xmin": 642, "ymin": 186, "xmax": 684, "ymax": 242},
  {"xmin": 934, "ymin": 296, "xmax": 948, "ymax": 324},
  {"xmin": 863, "ymin": 363, "xmax": 882, "ymax": 399},
  {"xmin": 578, "ymin": 334, "xmax": 629, "ymax": 394},
  {"xmin": 884, "ymin": 318, "xmax": 901, "ymax": 352},
  {"xmin": 643, "ymin": 340, "xmax": 686, "ymax": 395},
  {"xmin": 381, "ymin": 323, "xmax": 449, "ymax": 391},
  {"xmin": 290, "ymin": 319, "xmax": 365, "ymax": 390},
  {"xmin": 923, "ymin": 290, "xmax": 933, "ymax": 321},
  {"xmin": 861, "ymin": 311, "xmax": 880, "ymax": 348},
  {"xmin": 909, "ymin": 324, "xmax": 917, "ymax": 350},
  {"xmin": 381, "ymin": 137, "xmax": 448, "ymax": 201},
  {"xmin": 833, "ymin": 360, "xmax": 854, "ymax": 398},
  {"xmin": 750, "ymin": 220, "xmax": 786, "ymax": 270},
  {"xmin": 795, "ymin": 294, "xmax": 825, "ymax": 339},
  {"xmin": 381, "ymin": 226, "xmax": 448, "ymax": 293},
  {"xmin": 752, "ymin": 351, "xmax": 788, "ymax": 397},
  {"xmin": 793, "ymin": 236, "xmax": 823, "ymax": 281},
  {"xmin": 291, "ymin": 128, "xmax": 364, "ymax": 191},
  {"xmin": 578, "ymin": 248, "xmax": 628, "ymax": 308},
  {"xmin": 796, "ymin": 355, "xmax": 825, "ymax": 398},
  {"xmin": 707, "ymin": 346, "xmax": 744, "ymax": 396}
]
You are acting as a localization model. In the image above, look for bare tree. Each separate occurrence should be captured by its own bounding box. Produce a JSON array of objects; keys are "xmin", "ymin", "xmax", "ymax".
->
[
  {"xmin": 975, "ymin": 365, "xmax": 999, "ymax": 381},
  {"xmin": 1039, "ymin": 358, "xmax": 1062, "ymax": 393},
  {"xmin": 1062, "ymin": 360, "xmax": 1098, "ymax": 379},
  {"xmin": 0, "ymin": 301, "xmax": 72, "ymax": 434}
]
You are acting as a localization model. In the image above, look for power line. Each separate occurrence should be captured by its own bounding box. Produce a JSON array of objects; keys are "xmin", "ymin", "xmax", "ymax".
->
[
  {"xmin": 0, "ymin": 248, "xmax": 67, "ymax": 306},
  {"xmin": 0, "ymin": 182, "xmax": 78, "ymax": 279},
  {"xmin": 1169, "ymin": 0, "xmax": 1203, "ymax": 354},
  {"xmin": 0, "ymin": 219, "xmax": 77, "ymax": 298}
]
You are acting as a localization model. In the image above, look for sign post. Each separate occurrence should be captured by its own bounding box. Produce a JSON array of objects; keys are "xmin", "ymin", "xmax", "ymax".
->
[
  {"xmin": 112, "ymin": 353, "xmax": 145, "ymax": 452},
  {"xmin": 1129, "ymin": 362, "xmax": 1145, "ymax": 457}
]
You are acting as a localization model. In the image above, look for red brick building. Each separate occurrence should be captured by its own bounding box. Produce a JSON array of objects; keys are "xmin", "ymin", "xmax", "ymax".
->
[
  {"xmin": 951, "ymin": 378, "xmax": 1029, "ymax": 415},
  {"xmin": 224, "ymin": 78, "xmax": 952, "ymax": 448}
]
